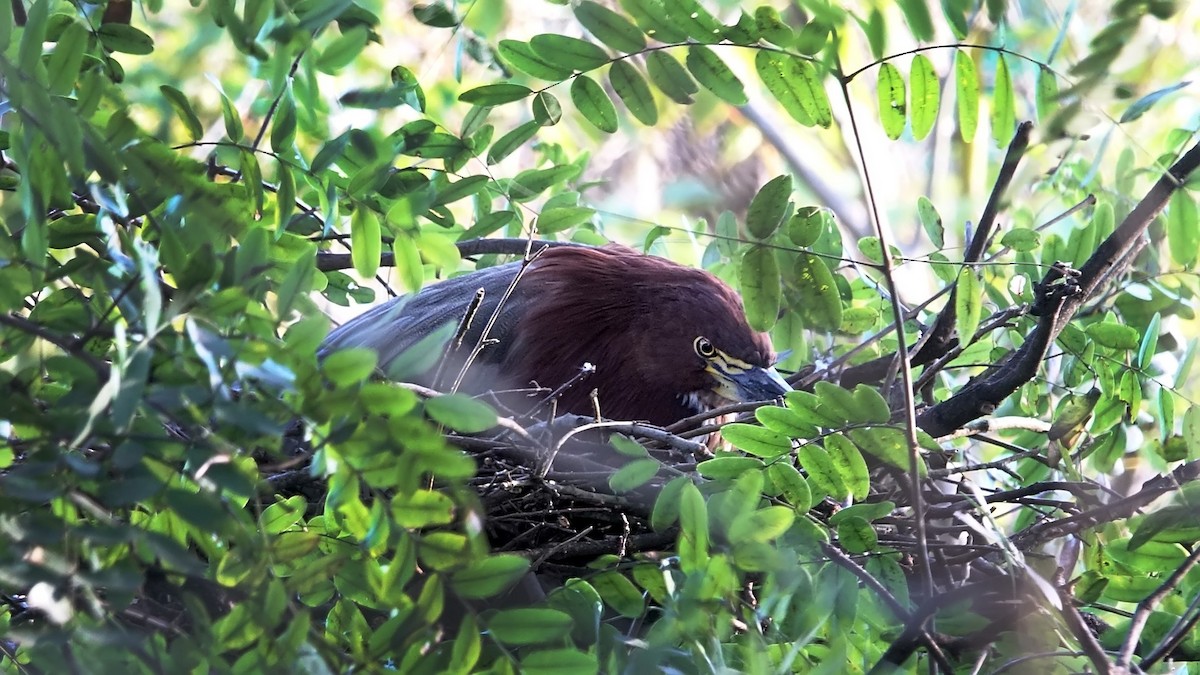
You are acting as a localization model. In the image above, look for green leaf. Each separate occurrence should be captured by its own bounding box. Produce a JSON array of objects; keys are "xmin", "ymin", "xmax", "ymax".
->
[
  {"xmin": 897, "ymin": 0, "xmax": 935, "ymax": 41},
  {"xmin": 738, "ymin": 245, "xmax": 781, "ymax": 332},
  {"xmin": 755, "ymin": 51, "xmax": 831, "ymax": 127},
  {"xmin": 160, "ymin": 85, "xmax": 204, "ymax": 141},
  {"xmin": 1138, "ymin": 313, "xmax": 1162, "ymax": 371},
  {"xmin": 575, "ymin": 0, "xmax": 646, "ymax": 53},
  {"xmin": 824, "ymin": 433, "xmax": 871, "ymax": 501},
  {"xmin": 837, "ymin": 516, "xmax": 878, "ymax": 553},
  {"xmin": 755, "ymin": 6, "xmax": 795, "ymax": 48},
  {"xmin": 789, "ymin": 252, "xmax": 842, "ymax": 331},
  {"xmin": 521, "ymin": 649, "xmax": 600, "ymax": 675},
  {"xmin": 848, "ymin": 427, "xmax": 924, "ymax": 474},
  {"xmin": 570, "ymin": 74, "xmax": 619, "ymax": 133},
  {"xmin": 164, "ymin": 488, "xmax": 229, "ymax": 534},
  {"xmin": 498, "ymin": 39, "xmax": 574, "ymax": 80},
  {"xmin": 1121, "ymin": 81, "xmax": 1189, "ymax": 123},
  {"xmin": 955, "ymin": 49, "xmax": 979, "ymax": 142},
  {"xmin": 721, "ymin": 422, "xmax": 791, "ymax": 458},
  {"xmin": 797, "ymin": 444, "xmax": 846, "ymax": 501},
  {"xmin": 678, "ymin": 481, "xmax": 709, "ymax": 573},
  {"xmin": 219, "ymin": 90, "xmax": 244, "ymax": 142},
  {"xmin": 666, "ymin": 0, "xmax": 725, "ymax": 43},
  {"xmin": 909, "ymin": 54, "xmax": 939, "ymax": 141},
  {"xmin": 756, "ymin": 405, "xmax": 818, "ymax": 439},
  {"xmin": 97, "ymin": 24, "xmax": 155, "ymax": 55},
  {"xmin": 787, "ymin": 206, "xmax": 828, "ymax": 247},
  {"xmin": 345, "ymin": 206, "xmax": 381, "ymax": 278},
  {"xmin": 459, "ymin": 83, "xmax": 532, "ymax": 106},
  {"xmin": 917, "ymin": 196, "xmax": 943, "ymax": 248},
  {"xmin": 488, "ymin": 609, "xmax": 574, "ymax": 646},
  {"xmin": 322, "ymin": 348, "xmax": 378, "ymax": 387},
  {"xmin": 991, "ymin": 55, "xmax": 1015, "ymax": 147},
  {"xmin": 537, "ymin": 206, "xmax": 595, "ymax": 234},
  {"xmin": 425, "ymin": 394, "xmax": 498, "ymax": 433},
  {"xmin": 746, "ymin": 174, "xmax": 792, "ymax": 239},
  {"xmin": 1086, "ymin": 322, "xmax": 1140, "ymax": 350},
  {"xmin": 828, "ymin": 501, "xmax": 896, "ymax": 525},
  {"xmin": 645, "ymin": 50, "xmax": 698, "ymax": 104},
  {"xmin": 1183, "ymin": 406, "xmax": 1200, "ymax": 461},
  {"xmin": 47, "ymin": 21, "xmax": 87, "ymax": 95},
  {"xmin": 591, "ymin": 571, "xmax": 644, "ymax": 617},
  {"xmin": 391, "ymin": 490, "xmax": 456, "ymax": 528},
  {"xmin": 729, "ymin": 506, "xmax": 795, "ymax": 544},
  {"xmin": 697, "ymin": 456, "xmax": 764, "ymax": 480},
  {"xmin": 650, "ymin": 476, "xmax": 689, "ymax": 531},
  {"xmin": 609, "ymin": 458, "xmax": 661, "ymax": 493},
  {"xmin": 608, "ymin": 60, "xmax": 658, "ymax": 125},
  {"xmin": 532, "ymin": 91, "xmax": 562, "ymax": 126},
  {"xmin": 316, "ymin": 25, "xmax": 369, "ymax": 73},
  {"xmin": 1167, "ymin": 190, "xmax": 1199, "ymax": 268},
  {"xmin": 1001, "ymin": 227, "xmax": 1040, "ymax": 252},
  {"xmin": 451, "ymin": 554, "xmax": 530, "ymax": 599},
  {"xmin": 686, "ymin": 45, "xmax": 747, "ymax": 106},
  {"xmin": 619, "ymin": 0, "xmax": 689, "ymax": 43},
  {"xmin": 260, "ymin": 495, "xmax": 307, "ymax": 534},
  {"xmin": 767, "ymin": 462, "xmax": 811, "ymax": 512},
  {"xmin": 392, "ymin": 234, "xmax": 424, "ymax": 292},
  {"xmin": 487, "ymin": 120, "xmax": 540, "ymax": 164},
  {"xmin": 955, "ymin": 268, "xmax": 983, "ymax": 345},
  {"xmin": 1036, "ymin": 66, "xmax": 1058, "ymax": 122},
  {"xmin": 432, "ymin": 174, "xmax": 491, "ymax": 207},
  {"xmin": 877, "ymin": 62, "xmax": 906, "ymax": 140},
  {"xmin": 530, "ymin": 34, "xmax": 610, "ymax": 71}
]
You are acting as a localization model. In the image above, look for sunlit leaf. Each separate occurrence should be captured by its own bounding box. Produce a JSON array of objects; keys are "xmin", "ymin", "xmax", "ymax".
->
[
  {"xmin": 909, "ymin": 54, "xmax": 939, "ymax": 140},
  {"xmin": 877, "ymin": 62, "xmax": 906, "ymax": 140},
  {"xmin": 955, "ymin": 49, "xmax": 979, "ymax": 142},
  {"xmin": 686, "ymin": 45, "xmax": 747, "ymax": 106}
]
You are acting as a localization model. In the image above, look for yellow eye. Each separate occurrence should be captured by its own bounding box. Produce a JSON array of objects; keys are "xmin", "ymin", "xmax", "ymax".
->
[{"xmin": 694, "ymin": 336, "xmax": 716, "ymax": 358}]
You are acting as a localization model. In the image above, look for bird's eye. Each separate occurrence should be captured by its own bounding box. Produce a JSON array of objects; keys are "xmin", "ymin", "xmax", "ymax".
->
[{"xmin": 694, "ymin": 336, "xmax": 716, "ymax": 358}]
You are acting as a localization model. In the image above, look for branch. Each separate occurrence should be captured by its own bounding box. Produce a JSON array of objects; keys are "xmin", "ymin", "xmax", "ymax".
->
[
  {"xmin": 314, "ymin": 238, "xmax": 575, "ymax": 272},
  {"xmin": 910, "ymin": 122, "xmax": 1032, "ymax": 368},
  {"xmin": 917, "ymin": 138, "xmax": 1200, "ymax": 436}
]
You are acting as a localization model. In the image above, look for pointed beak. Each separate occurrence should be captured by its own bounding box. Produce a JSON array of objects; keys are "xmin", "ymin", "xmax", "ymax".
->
[{"xmin": 729, "ymin": 365, "xmax": 792, "ymax": 402}]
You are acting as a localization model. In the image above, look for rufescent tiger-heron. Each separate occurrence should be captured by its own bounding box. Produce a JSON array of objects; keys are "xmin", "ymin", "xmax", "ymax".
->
[{"xmin": 321, "ymin": 245, "xmax": 791, "ymax": 425}]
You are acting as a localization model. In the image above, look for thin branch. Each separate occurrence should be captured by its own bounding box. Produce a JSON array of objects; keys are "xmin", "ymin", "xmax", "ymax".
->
[{"xmin": 1117, "ymin": 546, "xmax": 1200, "ymax": 669}]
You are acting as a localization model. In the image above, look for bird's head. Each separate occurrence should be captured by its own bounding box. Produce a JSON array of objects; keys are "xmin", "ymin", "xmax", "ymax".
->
[
  {"xmin": 508, "ymin": 246, "xmax": 792, "ymax": 424},
  {"xmin": 639, "ymin": 273, "xmax": 792, "ymax": 415}
]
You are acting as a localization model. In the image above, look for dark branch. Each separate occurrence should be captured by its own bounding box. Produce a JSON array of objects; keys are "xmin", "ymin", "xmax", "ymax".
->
[{"xmin": 917, "ymin": 138, "xmax": 1200, "ymax": 436}]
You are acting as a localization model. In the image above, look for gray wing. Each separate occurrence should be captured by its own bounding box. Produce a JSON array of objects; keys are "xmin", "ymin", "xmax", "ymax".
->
[{"xmin": 319, "ymin": 261, "xmax": 532, "ymax": 385}]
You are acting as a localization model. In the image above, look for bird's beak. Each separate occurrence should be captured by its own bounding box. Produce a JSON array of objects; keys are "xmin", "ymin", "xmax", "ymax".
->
[{"xmin": 710, "ymin": 364, "xmax": 792, "ymax": 403}]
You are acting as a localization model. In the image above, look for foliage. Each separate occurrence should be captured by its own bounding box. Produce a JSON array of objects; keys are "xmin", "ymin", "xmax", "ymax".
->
[{"xmin": 1, "ymin": 0, "xmax": 1199, "ymax": 673}]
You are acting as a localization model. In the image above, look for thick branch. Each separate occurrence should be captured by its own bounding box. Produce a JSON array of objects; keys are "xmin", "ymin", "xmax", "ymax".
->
[
  {"xmin": 917, "ymin": 139, "xmax": 1200, "ymax": 436},
  {"xmin": 911, "ymin": 122, "xmax": 1032, "ymax": 368}
]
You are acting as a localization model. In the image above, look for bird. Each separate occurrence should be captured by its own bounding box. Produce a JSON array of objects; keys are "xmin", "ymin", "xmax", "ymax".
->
[{"xmin": 320, "ymin": 244, "xmax": 791, "ymax": 426}]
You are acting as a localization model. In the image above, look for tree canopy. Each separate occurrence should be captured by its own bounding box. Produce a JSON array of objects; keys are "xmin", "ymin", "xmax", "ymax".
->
[{"xmin": 2, "ymin": 0, "xmax": 1200, "ymax": 673}]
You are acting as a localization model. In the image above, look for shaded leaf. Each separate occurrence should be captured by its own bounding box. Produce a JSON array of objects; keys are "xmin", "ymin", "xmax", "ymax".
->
[
  {"xmin": 608, "ymin": 60, "xmax": 658, "ymax": 125},
  {"xmin": 570, "ymin": 74, "xmax": 619, "ymax": 133},
  {"xmin": 425, "ymin": 394, "xmax": 498, "ymax": 433},
  {"xmin": 530, "ymin": 33, "xmax": 610, "ymax": 71},
  {"xmin": 991, "ymin": 55, "xmax": 1015, "ymax": 147},
  {"xmin": 575, "ymin": 0, "xmax": 646, "ymax": 53},
  {"xmin": 645, "ymin": 50, "xmax": 697, "ymax": 104},
  {"xmin": 955, "ymin": 49, "xmax": 979, "ymax": 142}
]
